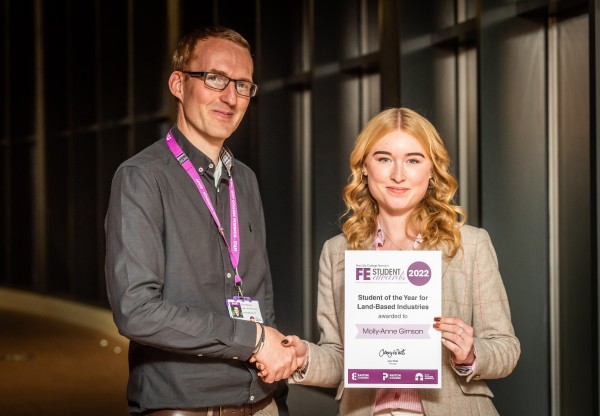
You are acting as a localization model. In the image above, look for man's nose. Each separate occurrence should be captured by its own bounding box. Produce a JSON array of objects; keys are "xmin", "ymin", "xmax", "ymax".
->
[{"xmin": 220, "ymin": 82, "xmax": 238, "ymax": 105}]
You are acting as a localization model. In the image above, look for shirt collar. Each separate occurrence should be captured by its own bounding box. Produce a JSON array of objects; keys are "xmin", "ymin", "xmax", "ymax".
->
[
  {"xmin": 373, "ymin": 220, "xmax": 423, "ymax": 250},
  {"xmin": 170, "ymin": 125, "xmax": 234, "ymax": 182},
  {"xmin": 373, "ymin": 227, "xmax": 385, "ymax": 250}
]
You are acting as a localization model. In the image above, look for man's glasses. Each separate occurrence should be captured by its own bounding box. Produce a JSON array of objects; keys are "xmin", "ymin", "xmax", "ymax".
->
[{"xmin": 182, "ymin": 71, "xmax": 258, "ymax": 97}]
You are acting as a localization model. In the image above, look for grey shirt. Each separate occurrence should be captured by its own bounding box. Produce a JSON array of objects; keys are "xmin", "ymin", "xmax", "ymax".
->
[{"xmin": 105, "ymin": 125, "xmax": 280, "ymax": 413}]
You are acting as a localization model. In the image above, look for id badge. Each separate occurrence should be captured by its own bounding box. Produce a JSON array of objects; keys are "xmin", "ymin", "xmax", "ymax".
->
[{"xmin": 226, "ymin": 297, "xmax": 264, "ymax": 323}]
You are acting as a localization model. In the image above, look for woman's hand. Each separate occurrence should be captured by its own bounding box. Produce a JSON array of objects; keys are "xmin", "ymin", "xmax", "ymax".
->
[
  {"xmin": 251, "ymin": 334, "xmax": 307, "ymax": 380},
  {"xmin": 433, "ymin": 316, "xmax": 475, "ymax": 365}
]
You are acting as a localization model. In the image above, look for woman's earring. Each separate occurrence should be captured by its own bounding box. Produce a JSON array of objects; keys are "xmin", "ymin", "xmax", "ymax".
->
[{"xmin": 428, "ymin": 176, "xmax": 436, "ymax": 189}]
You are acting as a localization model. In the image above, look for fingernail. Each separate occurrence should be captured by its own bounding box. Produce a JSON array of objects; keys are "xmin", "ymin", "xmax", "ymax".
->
[
  {"xmin": 433, "ymin": 323, "xmax": 440, "ymax": 329},
  {"xmin": 281, "ymin": 339, "xmax": 289, "ymax": 345},
  {"xmin": 434, "ymin": 317, "xmax": 441, "ymax": 322}
]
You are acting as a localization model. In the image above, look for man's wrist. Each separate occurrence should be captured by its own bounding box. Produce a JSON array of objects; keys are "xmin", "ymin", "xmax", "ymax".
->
[{"xmin": 253, "ymin": 323, "xmax": 265, "ymax": 355}]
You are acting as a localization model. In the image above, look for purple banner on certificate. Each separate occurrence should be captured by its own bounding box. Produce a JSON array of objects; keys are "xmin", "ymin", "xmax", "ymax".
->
[
  {"xmin": 347, "ymin": 369, "xmax": 439, "ymax": 385},
  {"xmin": 355, "ymin": 324, "xmax": 431, "ymax": 339}
]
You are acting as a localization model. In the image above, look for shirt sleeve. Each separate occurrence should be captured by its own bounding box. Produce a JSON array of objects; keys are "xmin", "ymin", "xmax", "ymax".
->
[
  {"xmin": 104, "ymin": 165, "xmax": 257, "ymax": 360},
  {"xmin": 450, "ymin": 355, "xmax": 476, "ymax": 376}
]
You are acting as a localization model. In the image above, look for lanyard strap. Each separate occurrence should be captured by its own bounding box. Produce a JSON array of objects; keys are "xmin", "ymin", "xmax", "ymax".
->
[{"xmin": 165, "ymin": 131, "xmax": 243, "ymax": 295}]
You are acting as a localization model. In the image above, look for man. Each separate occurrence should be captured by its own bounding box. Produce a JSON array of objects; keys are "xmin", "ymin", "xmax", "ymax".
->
[{"xmin": 105, "ymin": 26, "xmax": 296, "ymax": 415}]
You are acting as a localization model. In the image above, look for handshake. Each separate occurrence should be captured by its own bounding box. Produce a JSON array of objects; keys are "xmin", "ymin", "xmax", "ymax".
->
[{"xmin": 248, "ymin": 324, "xmax": 308, "ymax": 383}]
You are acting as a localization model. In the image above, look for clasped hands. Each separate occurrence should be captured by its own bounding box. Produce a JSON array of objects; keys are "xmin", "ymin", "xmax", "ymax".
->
[{"xmin": 249, "ymin": 325, "xmax": 307, "ymax": 383}]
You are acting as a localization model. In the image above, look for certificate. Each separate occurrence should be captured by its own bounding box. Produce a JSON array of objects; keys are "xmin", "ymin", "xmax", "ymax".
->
[{"xmin": 344, "ymin": 250, "xmax": 442, "ymax": 388}]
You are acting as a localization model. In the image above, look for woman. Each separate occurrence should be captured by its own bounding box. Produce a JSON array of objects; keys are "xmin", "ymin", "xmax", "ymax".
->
[{"xmin": 269, "ymin": 108, "xmax": 520, "ymax": 415}]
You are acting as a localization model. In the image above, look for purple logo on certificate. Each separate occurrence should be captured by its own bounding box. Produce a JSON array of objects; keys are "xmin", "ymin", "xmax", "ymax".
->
[{"xmin": 407, "ymin": 261, "xmax": 431, "ymax": 286}]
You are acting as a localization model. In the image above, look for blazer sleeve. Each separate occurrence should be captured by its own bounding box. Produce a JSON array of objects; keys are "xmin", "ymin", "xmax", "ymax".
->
[
  {"xmin": 291, "ymin": 237, "xmax": 345, "ymax": 388},
  {"xmin": 466, "ymin": 228, "xmax": 521, "ymax": 382}
]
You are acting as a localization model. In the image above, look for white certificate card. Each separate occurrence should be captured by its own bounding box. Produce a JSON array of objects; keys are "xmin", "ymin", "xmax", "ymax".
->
[{"xmin": 344, "ymin": 250, "xmax": 442, "ymax": 389}]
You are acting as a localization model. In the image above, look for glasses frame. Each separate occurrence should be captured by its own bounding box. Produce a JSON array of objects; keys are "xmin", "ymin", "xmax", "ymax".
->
[{"xmin": 182, "ymin": 71, "xmax": 258, "ymax": 97}]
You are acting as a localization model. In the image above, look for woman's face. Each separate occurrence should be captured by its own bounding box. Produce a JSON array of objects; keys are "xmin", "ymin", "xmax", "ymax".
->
[{"xmin": 363, "ymin": 130, "xmax": 433, "ymax": 217}]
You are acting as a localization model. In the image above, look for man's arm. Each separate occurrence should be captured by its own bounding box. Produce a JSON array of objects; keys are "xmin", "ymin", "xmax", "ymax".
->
[{"xmin": 105, "ymin": 164, "xmax": 257, "ymax": 359}]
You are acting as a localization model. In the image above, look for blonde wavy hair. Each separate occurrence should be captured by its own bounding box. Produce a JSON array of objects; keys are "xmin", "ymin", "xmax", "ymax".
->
[{"xmin": 341, "ymin": 108, "xmax": 466, "ymax": 259}]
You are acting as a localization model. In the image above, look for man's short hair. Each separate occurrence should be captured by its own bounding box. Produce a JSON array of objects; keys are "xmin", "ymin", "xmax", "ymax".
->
[{"xmin": 172, "ymin": 26, "xmax": 252, "ymax": 71}]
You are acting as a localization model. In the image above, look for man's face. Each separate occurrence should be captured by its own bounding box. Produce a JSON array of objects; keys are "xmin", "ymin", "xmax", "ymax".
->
[{"xmin": 173, "ymin": 37, "xmax": 254, "ymax": 145}]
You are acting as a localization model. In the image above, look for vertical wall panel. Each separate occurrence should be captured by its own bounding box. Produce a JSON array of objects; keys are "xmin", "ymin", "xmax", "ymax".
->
[
  {"xmin": 480, "ymin": 9, "xmax": 549, "ymax": 415},
  {"xmin": 311, "ymin": 73, "xmax": 359, "ymax": 280},
  {"xmin": 132, "ymin": 0, "xmax": 167, "ymax": 117},
  {"xmin": 312, "ymin": 0, "xmax": 362, "ymax": 301},
  {"xmin": 557, "ymin": 13, "xmax": 592, "ymax": 415},
  {"xmin": 99, "ymin": 0, "xmax": 128, "ymax": 122},
  {"xmin": 594, "ymin": 1, "xmax": 600, "ymax": 412},
  {"xmin": 258, "ymin": 90, "xmax": 302, "ymax": 335},
  {"xmin": 1, "ymin": 1, "xmax": 9, "ymax": 284},
  {"xmin": 71, "ymin": 133, "xmax": 98, "ymax": 299},
  {"xmin": 45, "ymin": 135, "xmax": 69, "ymax": 294},
  {"xmin": 257, "ymin": 0, "xmax": 305, "ymax": 336},
  {"xmin": 71, "ymin": 1, "xmax": 97, "ymax": 129},
  {"xmin": 7, "ymin": 0, "xmax": 35, "ymax": 288}
]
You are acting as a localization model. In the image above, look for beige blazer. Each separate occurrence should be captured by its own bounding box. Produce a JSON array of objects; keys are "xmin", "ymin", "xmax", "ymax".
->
[{"xmin": 291, "ymin": 225, "xmax": 520, "ymax": 416}]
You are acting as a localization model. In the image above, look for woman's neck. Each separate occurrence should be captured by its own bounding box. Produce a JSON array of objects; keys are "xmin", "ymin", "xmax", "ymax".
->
[{"xmin": 377, "ymin": 213, "xmax": 417, "ymax": 250}]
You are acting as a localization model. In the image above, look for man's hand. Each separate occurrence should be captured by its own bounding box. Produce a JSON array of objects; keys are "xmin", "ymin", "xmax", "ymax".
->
[{"xmin": 250, "ymin": 325, "xmax": 298, "ymax": 383}]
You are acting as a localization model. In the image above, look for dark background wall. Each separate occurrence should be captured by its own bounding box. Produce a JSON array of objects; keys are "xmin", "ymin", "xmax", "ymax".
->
[{"xmin": 1, "ymin": 0, "xmax": 598, "ymax": 414}]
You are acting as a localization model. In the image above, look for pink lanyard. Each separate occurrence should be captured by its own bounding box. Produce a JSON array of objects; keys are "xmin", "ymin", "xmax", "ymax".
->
[{"xmin": 165, "ymin": 130, "xmax": 243, "ymax": 296}]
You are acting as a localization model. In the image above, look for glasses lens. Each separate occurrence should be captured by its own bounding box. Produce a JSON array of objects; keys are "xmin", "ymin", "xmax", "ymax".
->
[
  {"xmin": 197, "ymin": 72, "xmax": 257, "ymax": 97},
  {"xmin": 204, "ymin": 73, "xmax": 229, "ymax": 90},
  {"xmin": 235, "ymin": 81, "xmax": 254, "ymax": 97}
]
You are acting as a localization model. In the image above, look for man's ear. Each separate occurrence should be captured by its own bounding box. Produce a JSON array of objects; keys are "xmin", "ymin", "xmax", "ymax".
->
[{"xmin": 168, "ymin": 71, "xmax": 184, "ymax": 99}]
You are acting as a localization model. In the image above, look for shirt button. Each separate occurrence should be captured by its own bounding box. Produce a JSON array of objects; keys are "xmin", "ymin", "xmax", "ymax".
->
[
  {"xmin": 198, "ymin": 354, "xmax": 203, "ymax": 357},
  {"xmin": 249, "ymin": 396, "xmax": 255, "ymax": 402},
  {"xmin": 198, "ymin": 167, "xmax": 204, "ymax": 173},
  {"xmin": 226, "ymin": 273, "xmax": 231, "ymax": 278},
  {"xmin": 209, "ymin": 163, "xmax": 214, "ymax": 169},
  {"xmin": 233, "ymin": 357, "xmax": 238, "ymax": 360}
]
